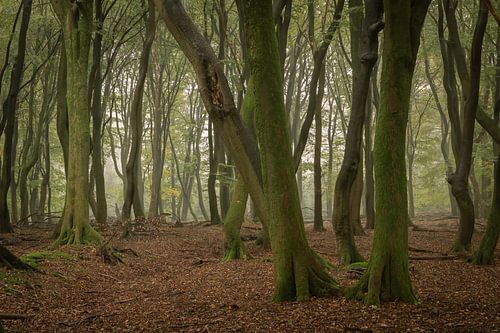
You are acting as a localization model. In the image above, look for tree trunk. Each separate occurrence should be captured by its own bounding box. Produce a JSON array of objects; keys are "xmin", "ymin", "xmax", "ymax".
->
[
  {"xmin": 207, "ymin": 119, "xmax": 221, "ymax": 224},
  {"xmin": 0, "ymin": 0, "xmax": 32, "ymax": 233},
  {"xmin": 449, "ymin": 2, "xmax": 488, "ymax": 252},
  {"xmin": 348, "ymin": 0, "xmax": 431, "ymax": 305},
  {"xmin": 242, "ymin": 0, "xmax": 339, "ymax": 301},
  {"xmin": 51, "ymin": 0, "xmax": 102, "ymax": 245},
  {"xmin": 364, "ymin": 81, "xmax": 375, "ymax": 229},
  {"xmin": 0, "ymin": 244, "xmax": 32, "ymax": 270},
  {"xmin": 89, "ymin": 0, "xmax": 107, "ymax": 226},
  {"xmin": 332, "ymin": 0, "xmax": 382, "ymax": 263},
  {"xmin": 473, "ymin": 154, "xmax": 499, "ymax": 264},
  {"xmin": 122, "ymin": 0, "xmax": 156, "ymax": 220},
  {"xmin": 313, "ymin": 63, "xmax": 326, "ymax": 231}
]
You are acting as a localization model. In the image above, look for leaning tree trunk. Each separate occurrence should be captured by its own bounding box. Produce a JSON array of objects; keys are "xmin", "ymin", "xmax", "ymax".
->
[
  {"xmin": 332, "ymin": 0, "xmax": 382, "ymax": 264},
  {"xmin": 348, "ymin": 0, "xmax": 431, "ymax": 306},
  {"xmin": 0, "ymin": 0, "xmax": 32, "ymax": 233},
  {"xmin": 0, "ymin": 244, "xmax": 32, "ymax": 270},
  {"xmin": 51, "ymin": 0, "xmax": 102, "ymax": 245},
  {"xmin": 449, "ymin": 2, "xmax": 488, "ymax": 252},
  {"xmin": 242, "ymin": 0, "xmax": 340, "ymax": 301},
  {"xmin": 122, "ymin": 0, "xmax": 156, "ymax": 220}
]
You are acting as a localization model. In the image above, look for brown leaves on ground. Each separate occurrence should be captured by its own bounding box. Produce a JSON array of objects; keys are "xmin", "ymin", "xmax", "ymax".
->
[{"xmin": 0, "ymin": 218, "xmax": 499, "ymax": 332}]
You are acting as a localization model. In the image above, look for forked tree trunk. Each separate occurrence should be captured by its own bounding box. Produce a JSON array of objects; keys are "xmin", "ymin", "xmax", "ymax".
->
[
  {"xmin": 348, "ymin": 0, "xmax": 431, "ymax": 306},
  {"xmin": 51, "ymin": 0, "xmax": 102, "ymax": 245}
]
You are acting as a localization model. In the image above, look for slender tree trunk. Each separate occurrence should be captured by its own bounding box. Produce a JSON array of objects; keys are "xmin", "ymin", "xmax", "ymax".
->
[
  {"xmin": 207, "ymin": 119, "xmax": 221, "ymax": 224},
  {"xmin": 364, "ymin": 81, "xmax": 375, "ymax": 229},
  {"xmin": 122, "ymin": 0, "xmax": 156, "ymax": 220},
  {"xmin": 0, "ymin": 0, "xmax": 32, "ymax": 233},
  {"xmin": 332, "ymin": 0, "xmax": 382, "ymax": 263},
  {"xmin": 313, "ymin": 63, "xmax": 326, "ymax": 231},
  {"xmin": 89, "ymin": 0, "xmax": 107, "ymax": 225},
  {"xmin": 449, "ymin": 2, "xmax": 488, "ymax": 252}
]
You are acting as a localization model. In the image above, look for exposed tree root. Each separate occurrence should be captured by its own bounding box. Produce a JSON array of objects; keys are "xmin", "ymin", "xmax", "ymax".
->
[{"xmin": 223, "ymin": 238, "xmax": 251, "ymax": 261}]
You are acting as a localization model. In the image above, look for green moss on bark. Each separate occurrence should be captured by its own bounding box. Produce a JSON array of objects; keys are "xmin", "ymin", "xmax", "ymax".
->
[
  {"xmin": 242, "ymin": 0, "xmax": 340, "ymax": 301},
  {"xmin": 348, "ymin": 0, "xmax": 430, "ymax": 306},
  {"xmin": 472, "ymin": 156, "xmax": 499, "ymax": 265}
]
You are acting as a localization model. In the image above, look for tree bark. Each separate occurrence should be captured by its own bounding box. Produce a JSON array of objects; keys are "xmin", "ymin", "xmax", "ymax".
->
[
  {"xmin": 449, "ymin": 2, "xmax": 488, "ymax": 252},
  {"xmin": 0, "ymin": 0, "xmax": 33, "ymax": 233},
  {"xmin": 348, "ymin": 0, "xmax": 431, "ymax": 306},
  {"xmin": 332, "ymin": 0, "xmax": 382, "ymax": 264},
  {"xmin": 122, "ymin": 0, "xmax": 156, "ymax": 220},
  {"xmin": 242, "ymin": 0, "xmax": 339, "ymax": 301},
  {"xmin": 51, "ymin": 0, "xmax": 102, "ymax": 245}
]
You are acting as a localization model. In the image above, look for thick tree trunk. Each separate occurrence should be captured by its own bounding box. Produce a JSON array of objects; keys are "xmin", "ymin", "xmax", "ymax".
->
[
  {"xmin": 51, "ymin": 0, "xmax": 102, "ymax": 245},
  {"xmin": 349, "ymin": 0, "xmax": 431, "ymax": 305},
  {"xmin": 0, "ymin": 0, "xmax": 32, "ymax": 233},
  {"xmin": 242, "ymin": 0, "xmax": 339, "ymax": 301}
]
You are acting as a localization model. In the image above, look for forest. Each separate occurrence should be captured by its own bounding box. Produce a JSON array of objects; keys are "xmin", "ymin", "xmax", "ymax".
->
[{"xmin": 0, "ymin": 0, "xmax": 499, "ymax": 331}]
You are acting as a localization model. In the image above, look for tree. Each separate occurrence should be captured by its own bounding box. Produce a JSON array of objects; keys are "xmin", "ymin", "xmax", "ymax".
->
[
  {"xmin": 242, "ymin": 0, "xmax": 340, "ymax": 301},
  {"xmin": 348, "ymin": 0, "xmax": 431, "ymax": 306},
  {"xmin": 332, "ymin": 0, "xmax": 383, "ymax": 264},
  {"xmin": 122, "ymin": 0, "xmax": 156, "ymax": 220},
  {"xmin": 0, "ymin": 0, "xmax": 33, "ymax": 233},
  {"xmin": 51, "ymin": 0, "xmax": 102, "ymax": 245}
]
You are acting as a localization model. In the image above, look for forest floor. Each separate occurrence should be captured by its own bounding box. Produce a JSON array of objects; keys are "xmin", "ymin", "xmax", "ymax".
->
[{"xmin": 0, "ymin": 217, "xmax": 499, "ymax": 332}]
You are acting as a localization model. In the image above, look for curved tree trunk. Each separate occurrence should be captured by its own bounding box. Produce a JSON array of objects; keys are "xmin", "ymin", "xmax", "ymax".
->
[
  {"xmin": 332, "ymin": 0, "xmax": 382, "ymax": 264},
  {"xmin": 122, "ymin": 0, "xmax": 156, "ymax": 220},
  {"xmin": 449, "ymin": 2, "xmax": 488, "ymax": 252}
]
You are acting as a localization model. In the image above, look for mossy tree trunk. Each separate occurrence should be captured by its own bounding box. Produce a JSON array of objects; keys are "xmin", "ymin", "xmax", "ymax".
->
[
  {"xmin": 448, "ymin": 2, "xmax": 488, "ymax": 252},
  {"xmin": 332, "ymin": 0, "xmax": 382, "ymax": 264},
  {"xmin": 242, "ymin": 0, "xmax": 340, "ymax": 301},
  {"xmin": 122, "ymin": 0, "xmax": 156, "ymax": 220},
  {"xmin": 0, "ymin": 0, "xmax": 33, "ymax": 233},
  {"xmin": 472, "ymin": 2, "xmax": 497, "ymax": 265},
  {"xmin": 348, "ymin": 0, "xmax": 431, "ymax": 306},
  {"xmin": 153, "ymin": 0, "xmax": 271, "ymax": 246},
  {"xmin": 222, "ymin": 69, "xmax": 256, "ymax": 260},
  {"xmin": 51, "ymin": 0, "xmax": 102, "ymax": 245},
  {"xmin": 473, "ymin": 154, "xmax": 499, "ymax": 264},
  {"xmin": 89, "ymin": 0, "xmax": 107, "ymax": 226}
]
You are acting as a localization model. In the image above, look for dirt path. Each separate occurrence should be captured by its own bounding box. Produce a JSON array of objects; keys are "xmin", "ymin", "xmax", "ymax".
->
[{"xmin": 1, "ymin": 220, "xmax": 499, "ymax": 332}]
